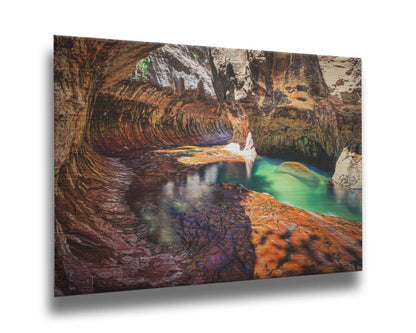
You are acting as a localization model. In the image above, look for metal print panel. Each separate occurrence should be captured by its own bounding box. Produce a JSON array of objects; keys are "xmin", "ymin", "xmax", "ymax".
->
[{"xmin": 54, "ymin": 35, "xmax": 362, "ymax": 296}]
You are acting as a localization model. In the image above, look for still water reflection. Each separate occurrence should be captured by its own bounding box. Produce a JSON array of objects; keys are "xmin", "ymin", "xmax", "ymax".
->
[
  {"xmin": 218, "ymin": 157, "xmax": 362, "ymax": 222},
  {"xmin": 128, "ymin": 155, "xmax": 361, "ymax": 247}
]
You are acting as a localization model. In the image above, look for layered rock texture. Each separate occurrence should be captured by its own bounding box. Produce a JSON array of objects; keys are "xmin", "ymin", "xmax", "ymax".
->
[
  {"xmin": 54, "ymin": 36, "xmax": 162, "ymax": 169},
  {"xmin": 208, "ymin": 48, "xmax": 362, "ymax": 171},
  {"xmin": 54, "ymin": 36, "xmax": 361, "ymax": 296},
  {"xmin": 90, "ymin": 80, "xmax": 233, "ymax": 153}
]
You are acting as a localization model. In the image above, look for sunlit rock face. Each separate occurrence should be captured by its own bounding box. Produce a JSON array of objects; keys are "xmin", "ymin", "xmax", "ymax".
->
[
  {"xmin": 147, "ymin": 44, "xmax": 216, "ymax": 98},
  {"xmin": 332, "ymin": 147, "xmax": 362, "ymax": 189},
  {"xmin": 54, "ymin": 36, "xmax": 361, "ymax": 296},
  {"xmin": 319, "ymin": 56, "xmax": 362, "ymax": 104},
  {"xmin": 208, "ymin": 49, "xmax": 361, "ymax": 171},
  {"xmin": 209, "ymin": 47, "xmax": 255, "ymax": 101},
  {"xmin": 319, "ymin": 56, "xmax": 362, "ymax": 156},
  {"xmin": 89, "ymin": 43, "xmax": 254, "ymax": 153},
  {"xmin": 248, "ymin": 52, "xmax": 328, "ymax": 108},
  {"xmin": 245, "ymin": 52, "xmax": 342, "ymax": 171},
  {"xmin": 221, "ymin": 132, "xmax": 257, "ymax": 177}
]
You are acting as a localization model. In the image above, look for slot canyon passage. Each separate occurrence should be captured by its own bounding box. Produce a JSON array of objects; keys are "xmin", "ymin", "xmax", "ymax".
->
[{"xmin": 54, "ymin": 36, "xmax": 362, "ymax": 296}]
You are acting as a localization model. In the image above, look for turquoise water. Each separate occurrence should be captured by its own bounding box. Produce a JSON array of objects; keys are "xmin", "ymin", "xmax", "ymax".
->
[
  {"xmin": 217, "ymin": 156, "xmax": 362, "ymax": 222},
  {"xmin": 128, "ymin": 153, "xmax": 361, "ymax": 248}
]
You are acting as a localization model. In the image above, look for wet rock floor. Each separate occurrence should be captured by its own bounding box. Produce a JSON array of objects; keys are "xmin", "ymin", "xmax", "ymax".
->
[
  {"xmin": 55, "ymin": 145, "xmax": 361, "ymax": 295},
  {"xmin": 121, "ymin": 146, "xmax": 362, "ymax": 280}
]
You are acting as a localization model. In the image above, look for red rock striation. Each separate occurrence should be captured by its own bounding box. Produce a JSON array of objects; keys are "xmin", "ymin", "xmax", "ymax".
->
[
  {"xmin": 54, "ymin": 36, "xmax": 254, "ymax": 295},
  {"xmin": 90, "ymin": 80, "xmax": 233, "ymax": 153},
  {"xmin": 54, "ymin": 36, "xmax": 362, "ymax": 295},
  {"xmin": 54, "ymin": 36, "xmax": 162, "ymax": 169},
  {"xmin": 55, "ymin": 147, "xmax": 190, "ymax": 294},
  {"xmin": 54, "ymin": 36, "xmax": 170, "ymax": 294}
]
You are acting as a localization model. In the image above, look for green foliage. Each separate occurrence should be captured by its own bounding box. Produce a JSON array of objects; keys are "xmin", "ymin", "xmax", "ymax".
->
[
  {"xmin": 193, "ymin": 52, "xmax": 199, "ymax": 61},
  {"xmin": 130, "ymin": 56, "xmax": 152, "ymax": 81}
]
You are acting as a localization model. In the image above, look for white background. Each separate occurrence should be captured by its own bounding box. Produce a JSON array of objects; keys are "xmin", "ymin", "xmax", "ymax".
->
[{"xmin": 1, "ymin": 0, "xmax": 415, "ymax": 332}]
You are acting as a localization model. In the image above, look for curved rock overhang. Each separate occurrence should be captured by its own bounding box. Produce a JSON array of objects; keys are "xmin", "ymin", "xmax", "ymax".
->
[
  {"xmin": 54, "ymin": 36, "xmax": 362, "ymax": 295},
  {"xmin": 89, "ymin": 81, "xmax": 234, "ymax": 154},
  {"xmin": 54, "ymin": 36, "xmax": 249, "ymax": 295}
]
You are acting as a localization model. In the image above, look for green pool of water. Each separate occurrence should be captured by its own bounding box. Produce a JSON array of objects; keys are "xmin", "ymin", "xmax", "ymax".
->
[{"xmin": 217, "ymin": 156, "xmax": 362, "ymax": 222}]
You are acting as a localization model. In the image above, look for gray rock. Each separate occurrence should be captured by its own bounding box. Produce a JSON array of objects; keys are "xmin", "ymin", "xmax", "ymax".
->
[{"xmin": 332, "ymin": 147, "xmax": 362, "ymax": 189}]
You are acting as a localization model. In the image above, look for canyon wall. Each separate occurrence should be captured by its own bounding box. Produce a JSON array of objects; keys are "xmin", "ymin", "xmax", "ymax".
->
[
  {"xmin": 89, "ymin": 43, "xmax": 362, "ymax": 170},
  {"xmin": 54, "ymin": 36, "xmax": 162, "ymax": 170},
  {"xmin": 54, "ymin": 37, "xmax": 250, "ymax": 294},
  {"xmin": 55, "ymin": 37, "xmax": 362, "ymax": 178},
  {"xmin": 146, "ymin": 44, "xmax": 216, "ymax": 97},
  {"xmin": 54, "ymin": 37, "xmax": 361, "ymax": 295},
  {"xmin": 207, "ymin": 48, "xmax": 361, "ymax": 171},
  {"xmin": 54, "ymin": 36, "xmax": 165, "ymax": 294},
  {"xmin": 90, "ymin": 81, "xmax": 232, "ymax": 153}
]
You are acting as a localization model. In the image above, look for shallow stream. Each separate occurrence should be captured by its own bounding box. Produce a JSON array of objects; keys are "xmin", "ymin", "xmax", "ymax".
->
[
  {"xmin": 217, "ymin": 156, "xmax": 362, "ymax": 222},
  {"xmin": 127, "ymin": 151, "xmax": 362, "ymax": 248}
]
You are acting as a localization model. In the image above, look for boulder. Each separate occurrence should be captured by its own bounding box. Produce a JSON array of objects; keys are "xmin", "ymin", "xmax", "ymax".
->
[
  {"xmin": 276, "ymin": 161, "xmax": 319, "ymax": 186},
  {"xmin": 332, "ymin": 147, "xmax": 362, "ymax": 189}
]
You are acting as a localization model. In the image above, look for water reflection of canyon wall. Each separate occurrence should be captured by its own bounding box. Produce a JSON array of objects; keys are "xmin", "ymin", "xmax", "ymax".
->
[{"xmin": 54, "ymin": 36, "xmax": 361, "ymax": 295}]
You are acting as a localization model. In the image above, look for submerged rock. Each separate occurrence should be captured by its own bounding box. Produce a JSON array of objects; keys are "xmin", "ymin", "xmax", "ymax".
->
[
  {"xmin": 276, "ymin": 161, "xmax": 319, "ymax": 186},
  {"xmin": 54, "ymin": 36, "xmax": 362, "ymax": 295},
  {"xmin": 332, "ymin": 147, "xmax": 362, "ymax": 189}
]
